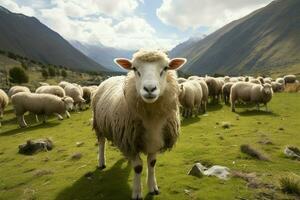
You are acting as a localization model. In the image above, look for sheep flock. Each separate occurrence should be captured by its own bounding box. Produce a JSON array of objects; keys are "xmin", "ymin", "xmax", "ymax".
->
[{"xmin": 0, "ymin": 50, "xmax": 299, "ymax": 199}]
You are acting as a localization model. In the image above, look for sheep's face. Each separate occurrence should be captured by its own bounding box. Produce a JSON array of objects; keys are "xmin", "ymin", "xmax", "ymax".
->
[
  {"xmin": 262, "ymin": 84, "xmax": 273, "ymax": 95},
  {"xmin": 115, "ymin": 54, "xmax": 186, "ymax": 103},
  {"xmin": 62, "ymin": 97, "xmax": 74, "ymax": 111}
]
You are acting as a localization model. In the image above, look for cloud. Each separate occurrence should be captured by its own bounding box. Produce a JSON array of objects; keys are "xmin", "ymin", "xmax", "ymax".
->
[
  {"xmin": 157, "ymin": 0, "xmax": 273, "ymax": 32},
  {"xmin": 0, "ymin": 0, "xmax": 35, "ymax": 16}
]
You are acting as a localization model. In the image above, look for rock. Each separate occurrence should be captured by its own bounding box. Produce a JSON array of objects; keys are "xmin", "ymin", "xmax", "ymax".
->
[
  {"xmin": 187, "ymin": 163, "xmax": 207, "ymax": 177},
  {"xmin": 221, "ymin": 122, "xmax": 232, "ymax": 129},
  {"xmin": 284, "ymin": 146, "xmax": 300, "ymax": 160},
  {"xmin": 76, "ymin": 142, "xmax": 84, "ymax": 147},
  {"xmin": 19, "ymin": 138, "xmax": 53, "ymax": 155},
  {"xmin": 71, "ymin": 152, "xmax": 82, "ymax": 160},
  {"xmin": 203, "ymin": 165, "xmax": 231, "ymax": 180}
]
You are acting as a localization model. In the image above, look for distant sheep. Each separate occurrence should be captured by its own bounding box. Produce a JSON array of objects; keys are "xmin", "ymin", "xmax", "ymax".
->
[
  {"xmin": 271, "ymin": 82, "xmax": 284, "ymax": 93},
  {"xmin": 58, "ymin": 81, "xmax": 70, "ymax": 88},
  {"xmin": 0, "ymin": 89, "xmax": 9, "ymax": 127},
  {"xmin": 82, "ymin": 86, "xmax": 98, "ymax": 105},
  {"xmin": 222, "ymin": 82, "xmax": 234, "ymax": 104},
  {"xmin": 276, "ymin": 78, "xmax": 285, "ymax": 85},
  {"xmin": 39, "ymin": 82, "xmax": 49, "ymax": 86},
  {"xmin": 284, "ymin": 75, "xmax": 297, "ymax": 84},
  {"xmin": 197, "ymin": 79, "xmax": 208, "ymax": 113},
  {"xmin": 177, "ymin": 77, "xmax": 187, "ymax": 83},
  {"xmin": 11, "ymin": 93, "xmax": 74, "ymax": 127},
  {"xmin": 250, "ymin": 79, "xmax": 261, "ymax": 85},
  {"xmin": 205, "ymin": 77, "xmax": 223, "ymax": 102},
  {"xmin": 263, "ymin": 77, "xmax": 272, "ymax": 84},
  {"xmin": 230, "ymin": 82, "xmax": 273, "ymax": 112},
  {"xmin": 36, "ymin": 85, "xmax": 65, "ymax": 97},
  {"xmin": 8, "ymin": 86, "xmax": 30, "ymax": 97},
  {"xmin": 64, "ymin": 84, "xmax": 85, "ymax": 110},
  {"xmin": 92, "ymin": 50, "xmax": 186, "ymax": 199}
]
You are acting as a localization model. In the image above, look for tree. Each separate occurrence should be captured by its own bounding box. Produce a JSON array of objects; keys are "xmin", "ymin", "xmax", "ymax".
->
[
  {"xmin": 48, "ymin": 66, "xmax": 56, "ymax": 77},
  {"xmin": 41, "ymin": 69, "xmax": 48, "ymax": 79},
  {"xmin": 9, "ymin": 67, "xmax": 29, "ymax": 84},
  {"xmin": 61, "ymin": 69, "xmax": 67, "ymax": 78}
]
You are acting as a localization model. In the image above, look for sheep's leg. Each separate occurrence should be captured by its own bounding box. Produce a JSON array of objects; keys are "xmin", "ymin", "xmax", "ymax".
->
[
  {"xmin": 203, "ymin": 101, "xmax": 207, "ymax": 113},
  {"xmin": 18, "ymin": 115, "xmax": 27, "ymax": 127},
  {"xmin": 147, "ymin": 153, "xmax": 159, "ymax": 195},
  {"xmin": 55, "ymin": 113, "xmax": 63, "ymax": 120},
  {"xmin": 231, "ymin": 100, "xmax": 236, "ymax": 112},
  {"xmin": 265, "ymin": 103, "xmax": 268, "ymax": 112},
  {"xmin": 35, "ymin": 115, "xmax": 39, "ymax": 123},
  {"xmin": 97, "ymin": 136, "xmax": 106, "ymax": 170},
  {"xmin": 65, "ymin": 111, "xmax": 70, "ymax": 118},
  {"xmin": 131, "ymin": 155, "xmax": 143, "ymax": 200}
]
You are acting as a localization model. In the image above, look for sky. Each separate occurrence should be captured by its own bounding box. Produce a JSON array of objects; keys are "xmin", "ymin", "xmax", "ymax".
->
[{"xmin": 0, "ymin": 0, "xmax": 273, "ymax": 50}]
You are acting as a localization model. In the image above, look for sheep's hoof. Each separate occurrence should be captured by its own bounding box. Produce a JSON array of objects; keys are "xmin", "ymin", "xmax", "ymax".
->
[
  {"xmin": 97, "ymin": 165, "xmax": 106, "ymax": 170},
  {"xmin": 149, "ymin": 189, "xmax": 160, "ymax": 195}
]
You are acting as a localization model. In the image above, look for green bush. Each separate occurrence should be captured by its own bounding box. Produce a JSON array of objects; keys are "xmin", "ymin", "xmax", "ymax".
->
[
  {"xmin": 9, "ymin": 67, "xmax": 29, "ymax": 84},
  {"xmin": 48, "ymin": 66, "xmax": 56, "ymax": 77},
  {"xmin": 41, "ymin": 69, "xmax": 48, "ymax": 79},
  {"xmin": 61, "ymin": 70, "xmax": 67, "ymax": 78}
]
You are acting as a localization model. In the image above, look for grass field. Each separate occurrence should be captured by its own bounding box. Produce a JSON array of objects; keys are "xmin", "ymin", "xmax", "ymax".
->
[{"xmin": 0, "ymin": 93, "xmax": 300, "ymax": 200}]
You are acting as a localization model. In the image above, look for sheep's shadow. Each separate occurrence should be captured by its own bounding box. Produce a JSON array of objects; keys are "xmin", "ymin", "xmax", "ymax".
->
[
  {"xmin": 237, "ymin": 110, "xmax": 279, "ymax": 117},
  {"xmin": 207, "ymin": 103, "xmax": 223, "ymax": 111},
  {"xmin": 181, "ymin": 117, "xmax": 201, "ymax": 127},
  {"xmin": 55, "ymin": 158, "xmax": 132, "ymax": 200}
]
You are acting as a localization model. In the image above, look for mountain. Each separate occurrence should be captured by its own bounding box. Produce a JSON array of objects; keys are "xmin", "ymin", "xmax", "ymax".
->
[
  {"xmin": 70, "ymin": 41, "xmax": 135, "ymax": 72},
  {"xmin": 170, "ymin": 0, "xmax": 300, "ymax": 75},
  {"xmin": 0, "ymin": 6, "xmax": 108, "ymax": 72}
]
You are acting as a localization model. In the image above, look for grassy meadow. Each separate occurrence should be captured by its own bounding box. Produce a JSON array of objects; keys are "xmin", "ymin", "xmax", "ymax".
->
[{"xmin": 0, "ymin": 93, "xmax": 300, "ymax": 200}]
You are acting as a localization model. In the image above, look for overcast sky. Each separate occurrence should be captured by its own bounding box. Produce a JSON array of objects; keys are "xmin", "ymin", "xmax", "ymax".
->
[{"xmin": 0, "ymin": 0, "xmax": 273, "ymax": 50}]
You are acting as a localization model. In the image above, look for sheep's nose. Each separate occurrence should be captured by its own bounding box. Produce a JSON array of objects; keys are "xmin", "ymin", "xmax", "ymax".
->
[{"xmin": 143, "ymin": 85, "xmax": 157, "ymax": 93}]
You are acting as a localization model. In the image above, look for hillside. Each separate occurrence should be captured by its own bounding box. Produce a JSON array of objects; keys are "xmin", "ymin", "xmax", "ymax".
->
[
  {"xmin": 70, "ymin": 41, "xmax": 134, "ymax": 72},
  {"xmin": 170, "ymin": 0, "xmax": 300, "ymax": 75},
  {"xmin": 0, "ymin": 6, "xmax": 108, "ymax": 72}
]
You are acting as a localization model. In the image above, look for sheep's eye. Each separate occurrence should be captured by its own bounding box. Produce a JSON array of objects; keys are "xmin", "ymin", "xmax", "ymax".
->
[
  {"xmin": 132, "ymin": 67, "xmax": 141, "ymax": 76},
  {"xmin": 160, "ymin": 66, "xmax": 168, "ymax": 76}
]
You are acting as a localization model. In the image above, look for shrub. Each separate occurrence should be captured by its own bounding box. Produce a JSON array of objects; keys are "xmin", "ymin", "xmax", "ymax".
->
[
  {"xmin": 48, "ymin": 66, "xmax": 56, "ymax": 77},
  {"xmin": 41, "ymin": 69, "xmax": 48, "ymax": 79},
  {"xmin": 61, "ymin": 70, "xmax": 67, "ymax": 78},
  {"xmin": 9, "ymin": 67, "xmax": 29, "ymax": 84},
  {"xmin": 279, "ymin": 175, "xmax": 300, "ymax": 196}
]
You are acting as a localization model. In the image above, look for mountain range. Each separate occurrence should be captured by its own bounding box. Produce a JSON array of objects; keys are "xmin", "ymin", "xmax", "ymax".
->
[
  {"xmin": 170, "ymin": 0, "xmax": 300, "ymax": 75},
  {"xmin": 0, "ymin": 6, "xmax": 107, "ymax": 72}
]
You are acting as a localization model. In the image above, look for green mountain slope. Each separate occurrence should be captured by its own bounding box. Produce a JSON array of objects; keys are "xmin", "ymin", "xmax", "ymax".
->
[{"xmin": 170, "ymin": 0, "xmax": 300, "ymax": 75}]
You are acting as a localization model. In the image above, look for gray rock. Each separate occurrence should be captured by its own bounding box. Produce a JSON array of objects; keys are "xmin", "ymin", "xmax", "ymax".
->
[
  {"xmin": 19, "ymin": 138, "xmax": 53, "ymax": 155},
  {"xmin": 187, "ymin": 162, "xmax": 207, "ymax": 177}
]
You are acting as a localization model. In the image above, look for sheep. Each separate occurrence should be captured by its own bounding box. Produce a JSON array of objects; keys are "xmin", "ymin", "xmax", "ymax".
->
[
  {"xmin": 179, "ymin": 80, "xmax": 202, "ymax": 118},
  {"xmin": 177, "ymin": 77, "xmax": 187, "ymax": 83},
  {"xmin": 0, "ymin": 89, "xmax": 9, "ymax": 127},
  {"xmin": 92, "ymin": 50, "xmax": 186, "ymax": 199},
  {"xmin": 187, "ymin": 76, "xmax": 199, "ymax": 81},
  {"xmin": 276, "ymin": 77, "xmax": 285, "ymax": 85},
  {"xmin": 257, "ymin": 76, "xmax": 264, "ymax": 84},
  {"xmin": 250, "ymin": 79, "xmax": 261, "ymax": 84},
  {"xmin": 8, "ymin": 86, "xmax": 30, "ymax": 97},
  {"xmin": 11, "ymin": 92, "xmax": 74, "ymax": 127},
  {"xmin": 197, "ymin": 79, "xmax": 209, "ymax": 113},
  {"xmin": 222, "ymin": 82, "xmax": 234, "ymax": 104},
  {"xmin": 224, "ymin": 76, "xmax": 230, "ymax": 83},
  {"xmin": 82, "ymin": 86, "xmax": 98, "ymax": 105},
  {"xmin": 284, "ymin": 75, "xmax": 297, "ymax": 84},
  {"xmin": 58, "ymin": 81, "xmax": 70, "ymax": 88},
  {"xmin": 205, "ymin": 76, "xmax": 223, "ymax": 102},
  {"xmin": 230, "ymin": 82, "xmax": 273, "ymax": 112},
  {"xmin": 36, "ymin": 85, "xmax": 65, "ymax": 97},
  {"xmin": 263, "ymin": 77, "xmax": 272, "ymax": 84},
  {"xmin": 271, "ymin": 82, "xmax": 284, "ymax": 93},
  {"xmin": 39, "ymin": 82, "xmax": 49, "ymax": 86},
  {"xmin": 64, "ymin": 84, "xmax": 85, "ymax": 110},
  {"xmin": 229, "ymin": 77, "xmax": 239, "ymax": 82}
]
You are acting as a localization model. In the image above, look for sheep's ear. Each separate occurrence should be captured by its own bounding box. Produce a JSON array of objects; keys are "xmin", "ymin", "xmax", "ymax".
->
[
  {"xmin": 114, "ymin": 58, "xmax": 132, "ymax": 70},
  {"xmin": 168, "ymin": 58, "xmax": 187, "ymax": 70}
]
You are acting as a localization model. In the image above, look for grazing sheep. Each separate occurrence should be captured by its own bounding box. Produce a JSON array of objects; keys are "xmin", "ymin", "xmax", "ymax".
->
[
  {"xmin": 205, "ymin": 77, "xmax": 223, "ymax": 102},
  {"xmin": 0, "ymin": 89, "xmax": 9, "ymax": 127},
  {"xmin": 263, "ymin": 77, "xmax": 272, "ymax": 84},
  {"xmin": 177, "ymin": 77, "xmax": 187, "ymax": 83},
  {"xmin": 284, "ymin": 75, "xmax": 297, "ymax": 84},
  {"xmin": 257, "ymin": 76, "xmax": 264, "ymax": 84},
  {"xmin": 8, "ymin": 86, "xmax": 30, "ymax": 97},
  {"xmin": 64, "ymin": 84, "xmax": 85, "ymax": 110},
  {"xmin": 224, "ymin": 76, "xmax": 230, "ymax": 83},
  {"xmin": 197, "ymin": 79, "xmax": 209, "ymax": 113},
  {"xmin": 222, "ymin": 82, "xmax": 234, "ymax": 104},
  {"xmin": 271, "ymin": 82, "xmax": 284, "ymax": 93},
  {"xmin": 179, "ymin": 80, "xmax": 202, "ymax": 118},
  {"xmin": 36, "ymin": 85, "xmax": 65, "ymax": 97},
  {"xmin": 11, "ymin": 93, "xmax": 74, "ymax": 127},
  {"xmin": 58, "ymin": 81, "xmax": 70, "ymax": 88},
  {"xmin": 250, "ymin": 79, "xmax": 261, "ymax": 85},
  {"xmin": 82, "ymin": 86, "xmax": 97, "ymax": 105},
  {"xmin": 276, "ymin": 78, "xmax": 285, "ymax": 85},
  {"xmin": 230, "ymin": 82, "xmax": 273, "ymax": 112},
  {"xmin": 92, "ymin": 50, "xmax": 186, "ymax": 199}
]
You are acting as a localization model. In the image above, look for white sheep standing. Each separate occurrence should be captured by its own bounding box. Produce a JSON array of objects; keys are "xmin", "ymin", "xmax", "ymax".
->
[
  {"xmin": 8, "ymin": 86, "xmax": 30, "ymax": 97},
  {"xmin": 284, "ymin": 75, "xmax": 297, "ymax": 84},
  {"xmin": 36, "ymin": 85, "xmax": 66, "ymax": 97},
  {"xmin": 205, "ymin": 76, "xmax": 223, "ymax": 102},
  {"xmin": 222, "ymin": 82, "xmax": 234, "ymax": 104},
  {"xmin": 230, "ymin": 82, "xmax": 273, "ymax": 112},
  {"xmin": 82, "ymin": 86, "xmax": 98, "ymax": 105},
  {"xmin": 64, "ymin": 84, "xmax": 85, "ymax": 110},
  {"xmin": 11, "ymin": 92, "xmax": 74, "ymax": 127},
  {"xmin": 58, "ymin": 81, "xmax": 70, "ymax": 88},
  {"xmin": 92, "ymin": 50, "xmax": 186, "ymax": 199},
  {"xmin": 0, "ymin": 89, "xmax": 9, "ymax": 127},
  {"xmin": 276, "ymin": 77, "xmax": 285, "ymax": 85},
  {"xmin": 197, "ymin": 79, "xmax": 208, "ymax": 113},
  {"xmin": 177, "ymin": 77, "xmax": 187, "ymax": 84},
  {"xmin": 271, "ymin": 82, "xmax": 284, "ymax": 93}
]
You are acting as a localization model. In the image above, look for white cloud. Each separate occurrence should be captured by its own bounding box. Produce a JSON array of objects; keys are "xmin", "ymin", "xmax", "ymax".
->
[
  {"xmin": 0, "ymin": 0, "xmax": 35, "ymax": 16},
  {"xmin": 157, "ymin": 0, "xmax": 273, "ymax": 32}
]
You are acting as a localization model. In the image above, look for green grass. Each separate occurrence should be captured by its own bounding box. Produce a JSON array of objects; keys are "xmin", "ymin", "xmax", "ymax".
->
[{"xmin": 0, "ymin": 93, "xmax": 300, "ymax": 200}]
